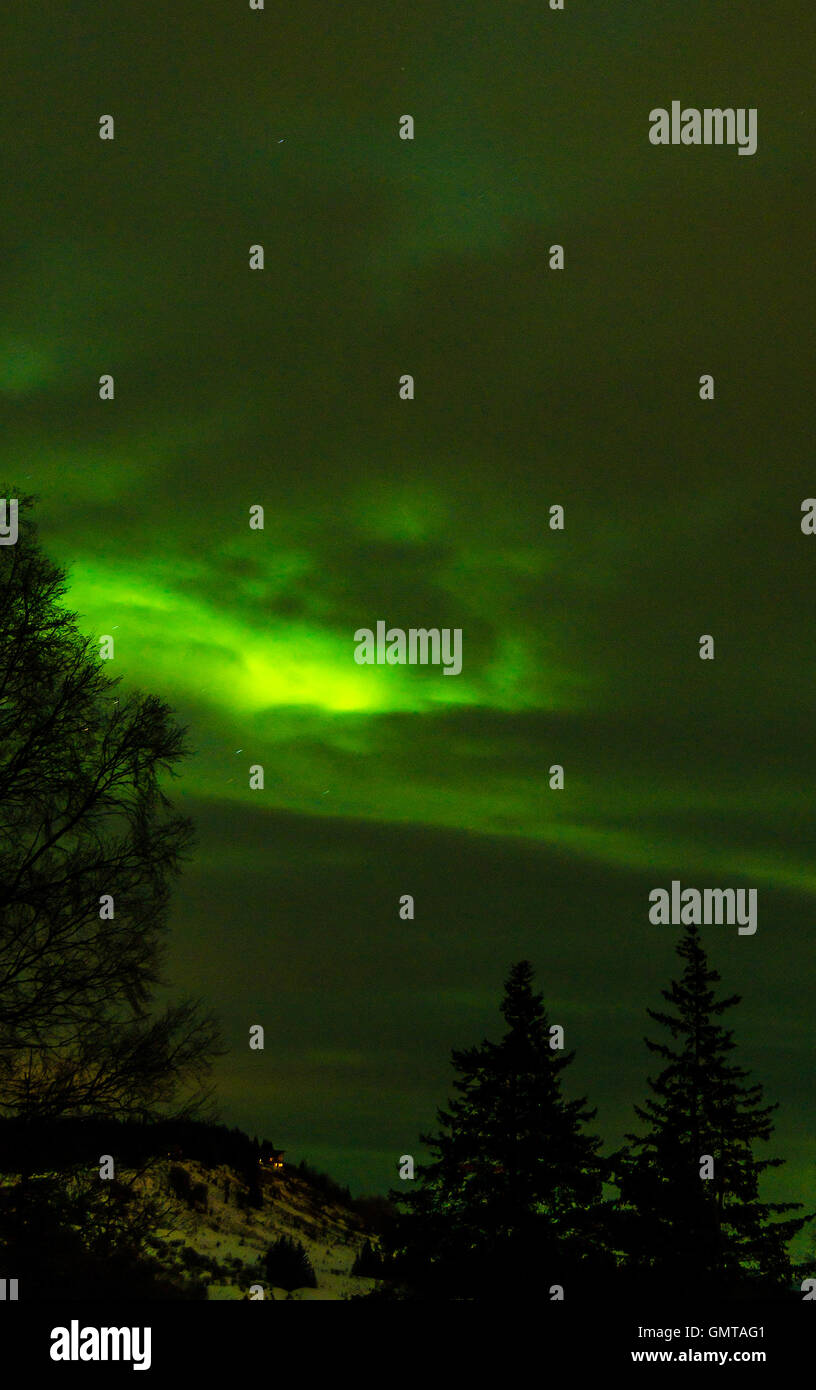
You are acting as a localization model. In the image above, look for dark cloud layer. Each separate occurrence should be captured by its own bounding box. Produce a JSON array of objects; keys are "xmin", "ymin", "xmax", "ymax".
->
[{"xmin": 2, "ymin": 1, "xmax": 814, "ymax": 1211}]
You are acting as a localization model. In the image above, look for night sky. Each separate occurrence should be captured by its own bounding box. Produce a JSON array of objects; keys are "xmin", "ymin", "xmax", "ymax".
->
[{"xmin": 3, "ymin": 1, "xmax": 814, "ymax": 1222}]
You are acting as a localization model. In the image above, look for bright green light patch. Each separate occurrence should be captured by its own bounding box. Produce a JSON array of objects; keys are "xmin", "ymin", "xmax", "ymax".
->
[{"xmin": 62, "ymin": 561, "xmax": 509, "ymax": 716}]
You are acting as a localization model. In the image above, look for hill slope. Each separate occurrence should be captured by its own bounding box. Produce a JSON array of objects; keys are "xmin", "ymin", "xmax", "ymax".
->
[{"xmin": 141, "ymin": 1158, "xmax": 378, "ymax": 1300}]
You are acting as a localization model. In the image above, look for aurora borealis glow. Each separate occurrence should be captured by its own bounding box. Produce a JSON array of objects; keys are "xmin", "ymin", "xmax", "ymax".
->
[{"xmin": 2, "ymin": 0, "xmax": 814, "ymax": 1225}]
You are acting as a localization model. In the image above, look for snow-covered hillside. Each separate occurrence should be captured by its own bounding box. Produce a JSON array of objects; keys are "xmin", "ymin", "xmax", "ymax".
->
[{"xmin": 137, "ymin": 1159, "xmax": 379, "ymax": 1300}]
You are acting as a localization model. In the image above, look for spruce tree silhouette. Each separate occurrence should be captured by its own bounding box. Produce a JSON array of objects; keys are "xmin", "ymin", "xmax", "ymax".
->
[
  {"xmin": 264, "ymin": 1235, "xmax": 317, "ymax": 1292},
  {"xmin": 613, "ymin": 923, "xmax": 811, "ymax": 1300},
  {"xmin": 387, "ymin": 961, "xmax": 612, "ymax": 1298}
]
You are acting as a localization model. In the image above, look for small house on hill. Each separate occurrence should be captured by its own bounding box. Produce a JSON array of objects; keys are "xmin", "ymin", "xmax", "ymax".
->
[{"xmin": 258, "ymin": 1142, "xmax": 285, "ymax": 1171}]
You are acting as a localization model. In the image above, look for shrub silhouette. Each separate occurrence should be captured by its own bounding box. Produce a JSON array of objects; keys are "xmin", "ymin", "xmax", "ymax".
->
[
  {"xmin": 0, "ymin": 1173, "xmax": 204, "ymax": 1300},
  {"xmin": 263, "ymin": 1235, "xmax": 317, "ymax": 1291},
  {"xmin": 351, "ymin": 1239, "xmax": 384, "ymax": 1277},
  {"xmin": 168, "ymin": 1164, "xmax": 193, "ymax": 1201},
  {"xmin": 167, "ymin": 1164, "xmax": 208, "ymax": 1212}
]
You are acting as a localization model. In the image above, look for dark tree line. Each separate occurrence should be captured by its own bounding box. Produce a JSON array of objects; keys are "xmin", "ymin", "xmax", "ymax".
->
[
  {"xmin": 0, "ymin": 495, "xmax": 223, "ymax": 1295},
  {"xmin": 0, "ymin": 497, "xmax": 811, "ymax": 1301},
  {"xmin": 0, "ymin": 495, "xmax": 220, "ymax": 1128},
  {"xmin": 383, "ymin": 943, "xmax": 813, "ymax": 1301}
]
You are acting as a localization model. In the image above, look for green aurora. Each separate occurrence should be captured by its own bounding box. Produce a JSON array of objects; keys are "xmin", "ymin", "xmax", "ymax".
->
[{"xmin": 1, "ymin": 0, "xmax": 814, "ymax": 1228}]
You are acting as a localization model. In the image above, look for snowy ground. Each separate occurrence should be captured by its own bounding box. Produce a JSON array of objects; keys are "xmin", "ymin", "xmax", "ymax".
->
[{"xmin": 139, "ymin": 1159, "xmax": 378, "ymax": 1301}]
